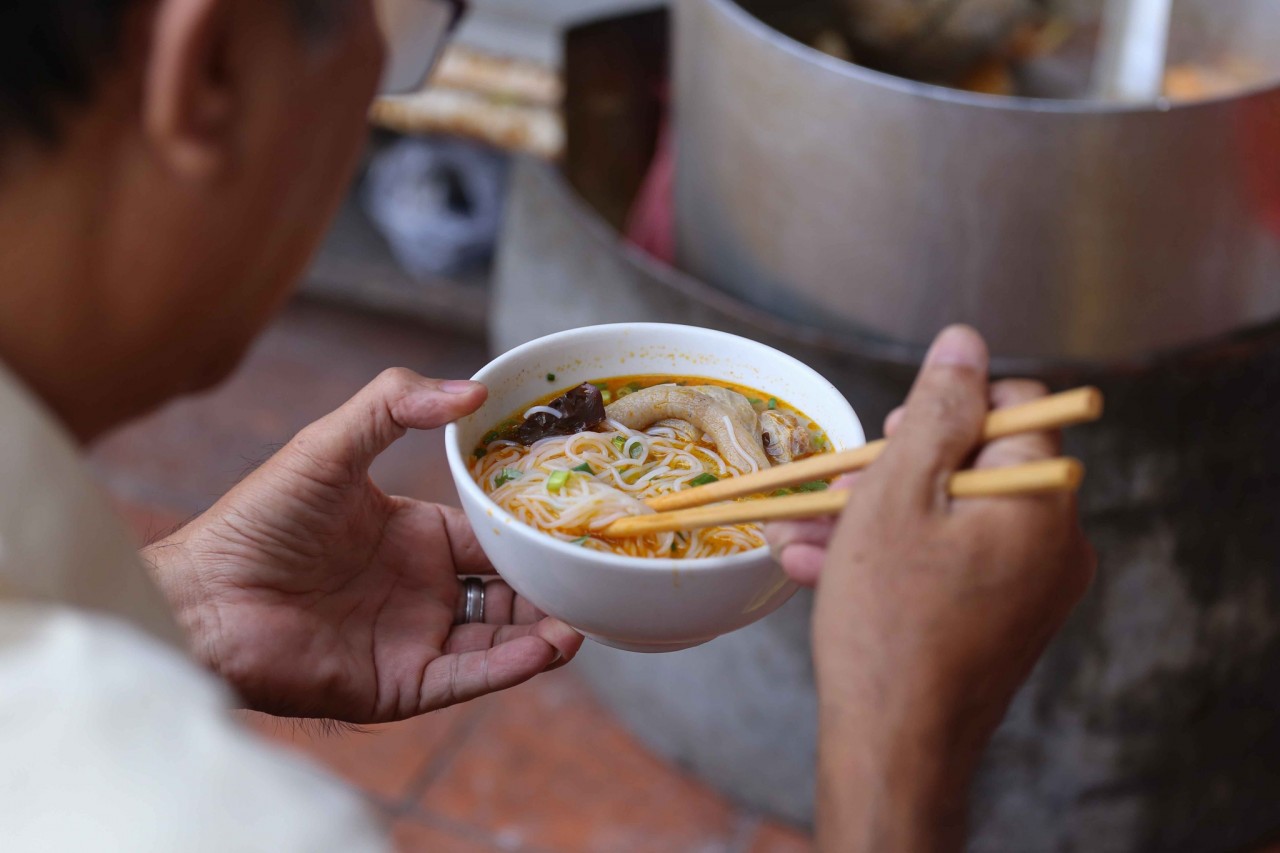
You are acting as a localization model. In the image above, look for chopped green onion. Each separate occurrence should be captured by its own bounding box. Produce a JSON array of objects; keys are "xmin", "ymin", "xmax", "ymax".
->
[
  {"xmin": 612, "ymin": 435, "xmax": 627, "ymax": 453},
  {"xmin": 626, "ymin": 381, "xmax": 644, "ymax": 392},
  {"xmin": 546, "ymin": 373, "xmax": 557, "ymax": 382},
  {"xmin": 571, "ymin": 536, "xmax": 591, "ymax": 546},
  {"xmin": 748, "ymin": 398, "xmax": 763, "ymax": 406},
  {"xmin": 482, "ymin": 430, "xmax": 499, "ymax": 444},
  {"xmin": 572, "ymin": 463, "xmax": 595, "ymax": 475},
  {"xmin": 628, "ymin": 442, "xmax": 644, "ymax": 459},
  {"xmin": 601, "ymin": 390, "xmax": 614, "ymax": 404},
  {"xmin": 547, "ymin": 471, "xmax": 571, "ymax": 493},
  {"xmin": 494, "ymin": 469, "xmax": 523, "ymax": 488},
  {"xmin": 616, "ymin": 387, "xmax": 633, "ymax": 399},
  {"xmin": 794, "ymin": 481, "xmax": 830, "ymax": 493},
  {"xmin": 690, "ymin": 473, "xmax": 720, "ymax": 487},
  {"xmin": 767, "ymin": 398, "xmax": 779, "ymax": 410},
  {"xmin": 772, "ymin": 489, "xmax": 793, "ymax": 498},
  {"xmin": 474, "ymin": 448, "xmax": 487, "ymax": 459}
]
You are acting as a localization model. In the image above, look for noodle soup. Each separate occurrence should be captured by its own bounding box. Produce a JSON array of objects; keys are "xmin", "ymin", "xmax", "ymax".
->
[
  {"xmin": 469, "ymin": 375, "xmax": 831, "ymax": 559},
  {"xmin": 446, "ymin": 322, "xmax": 863, "ymax": 651}
]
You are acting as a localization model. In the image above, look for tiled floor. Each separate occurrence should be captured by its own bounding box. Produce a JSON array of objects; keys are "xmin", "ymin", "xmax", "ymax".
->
[{"xmin": 94, "ymin": 300, "xmax": 812, "ymax": 853}]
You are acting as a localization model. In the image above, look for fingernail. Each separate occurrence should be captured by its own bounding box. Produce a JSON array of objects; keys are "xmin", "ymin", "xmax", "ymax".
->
[
  {"xmin": 441, "ymin": 380, "xmax": 481, "ymax": 395},
  {"xmin": 925, "ymin": 325, "xmax": 985, "ymax": 369}
]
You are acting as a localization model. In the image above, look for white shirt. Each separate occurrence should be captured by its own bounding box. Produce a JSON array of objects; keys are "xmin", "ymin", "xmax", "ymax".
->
[{"xmin": 0, "ymin": 363, "xmax": 390, "ymax": 852}]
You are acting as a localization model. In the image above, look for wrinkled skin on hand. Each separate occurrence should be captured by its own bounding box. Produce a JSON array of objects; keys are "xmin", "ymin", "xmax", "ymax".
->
[
  {"xmin": 146, "ymin": 369, "xmax": 583, "ymax": 723},
  {"xmin": 766, "ymin": 326, "xmax": 1096, "ymax": 852}
]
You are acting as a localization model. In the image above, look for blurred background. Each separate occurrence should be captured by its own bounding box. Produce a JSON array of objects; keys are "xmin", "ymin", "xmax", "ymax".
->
[{"xmin": 93, "ymin": 0, "xmax": 1280, "ymax": 850}]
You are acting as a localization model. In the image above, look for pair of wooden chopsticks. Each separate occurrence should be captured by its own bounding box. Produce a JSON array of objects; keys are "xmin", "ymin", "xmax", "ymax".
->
[{"xmin": 602, "ymin": 388, "xmax": 1103, "ymax": 539}]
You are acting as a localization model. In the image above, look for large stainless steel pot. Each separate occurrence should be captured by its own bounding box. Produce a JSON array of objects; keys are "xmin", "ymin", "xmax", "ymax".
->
[{"xmin": 674, "ymin": 0, "xmax": 1280, "ymax": 361}]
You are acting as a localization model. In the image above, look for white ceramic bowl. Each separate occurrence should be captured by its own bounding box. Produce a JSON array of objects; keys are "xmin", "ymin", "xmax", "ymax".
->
[{"xmin": 445, "ymin": 323, "xmax": 864, "ymax": 653}]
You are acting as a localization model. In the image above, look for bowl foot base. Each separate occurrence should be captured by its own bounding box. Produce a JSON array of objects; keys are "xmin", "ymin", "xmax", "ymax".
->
[{"xmin": 585, "ymin": 633, "xmax": 716, "ymax": 654}]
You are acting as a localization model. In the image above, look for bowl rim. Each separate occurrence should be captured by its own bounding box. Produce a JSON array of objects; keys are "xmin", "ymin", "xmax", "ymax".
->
[{"xmin": 444, "ymin": 322, "xmax": 864, "ymax": 574}]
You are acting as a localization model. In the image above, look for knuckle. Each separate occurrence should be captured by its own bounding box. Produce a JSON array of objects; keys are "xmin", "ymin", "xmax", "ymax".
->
[
  {"xmin": 925, "ymin": 361, "xmax": 984, "ymax": 390},
  {"xmin": 981, "ymin": 435, "xmax": 1056, "ymax": 467},
  {"xmin": 993, "ymin": 378, "xmax": 1050, "ymax": 403},
  {"xmin": 373, "ymin": 366, "xmax": 419, "ymax": 397},
  {"xmin": 970, "ymin": 494, "xmax": 1056, "ymax": 541},
  {"xmin": 919, "ymin": 370, "xmax": 985, "ymax": 425},
  {"xmin": 921, "ymin": 388, "xmax": 969, "ymax": 430},
  {"xmin": 887, "ymin": 367, "xmax": 988, "ymax": 472}
]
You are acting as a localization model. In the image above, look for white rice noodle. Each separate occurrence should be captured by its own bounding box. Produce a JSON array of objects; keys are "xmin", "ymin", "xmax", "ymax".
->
[
  {"xmin": 523, "ymin": 405, "xmax": 565, "ymax": 420},
  {"xmin": 622, "ymin": 436, "xmax": 649, "ymax": 464},
  {"xmin": 470, "ymin": 427, "xmax": 767, "ymax": 560}
]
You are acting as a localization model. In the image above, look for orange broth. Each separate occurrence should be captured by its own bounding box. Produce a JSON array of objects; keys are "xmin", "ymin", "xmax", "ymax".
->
[
  {"xmin": 474, "ymin": 374, "xmax": 832, "ymax": 491},
  {"xmin": 468, "ymin": 376, "xmax": 835, "ymax": 558}
]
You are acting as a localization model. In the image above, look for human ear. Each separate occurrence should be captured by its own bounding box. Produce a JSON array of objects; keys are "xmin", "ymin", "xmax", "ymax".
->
[{"xmin": 143, "ymin": 0, "xmax": 237, "ymax": 179}]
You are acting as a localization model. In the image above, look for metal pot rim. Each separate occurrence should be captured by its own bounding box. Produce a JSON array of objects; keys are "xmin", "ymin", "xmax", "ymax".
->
[{"xmin": 714, "ymin": 0, "xmax": 1280, "ymax": 115}]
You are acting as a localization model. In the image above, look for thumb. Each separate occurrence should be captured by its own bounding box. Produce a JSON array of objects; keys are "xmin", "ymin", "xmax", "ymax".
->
[
  {"xmin": 290, "ymin": 368, "xmax": 487, "ymax": 476},
  {"xmin": 877, "ymin": 325, "xmax": 990, "ymax": 508}
]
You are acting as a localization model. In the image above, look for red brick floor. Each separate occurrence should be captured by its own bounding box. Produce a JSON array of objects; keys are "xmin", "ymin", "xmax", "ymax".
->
[{"xmin": 95, "ymin": 300, "xmax": 813, "ymax": 853}]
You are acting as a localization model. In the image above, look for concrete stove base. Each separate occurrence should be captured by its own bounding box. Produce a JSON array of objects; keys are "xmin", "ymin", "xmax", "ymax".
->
[{"xmin": 493, "ymin": 158, "xmax": 1280, "ymax": 852}]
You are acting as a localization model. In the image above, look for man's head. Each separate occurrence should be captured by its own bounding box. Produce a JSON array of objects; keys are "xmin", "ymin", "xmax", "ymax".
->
[
  {"xmin": 0, "ymin": 0, "xmax": 388, "ymax": 439},
  {"xmin": 1, "ymin": 2, "xmax": 346, "ymax": 140}
]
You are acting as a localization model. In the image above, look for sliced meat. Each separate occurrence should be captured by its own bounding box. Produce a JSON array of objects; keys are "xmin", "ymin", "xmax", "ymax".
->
[
  {"xmin": 607, "ymin": 384, "xmax": 770, "ymax": 473},
  {"xmin": 760, "ymin": 409, "xmax": 814, "ymax": 465}
]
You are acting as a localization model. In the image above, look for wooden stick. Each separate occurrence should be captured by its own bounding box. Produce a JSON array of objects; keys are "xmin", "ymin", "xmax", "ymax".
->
[
  {"xmin": 646, "ymin": 387, "xmax": 1103, "ymax": 513},
  {"xmin": 606, "ymin": 458, "xmax": 1085, "ymax": 538}
]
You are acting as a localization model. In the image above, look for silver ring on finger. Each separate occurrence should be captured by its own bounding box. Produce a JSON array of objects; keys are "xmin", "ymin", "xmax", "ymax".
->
[{"xmin": 456, "ymin": 577, "xmax": 486, "ymax": 625}]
